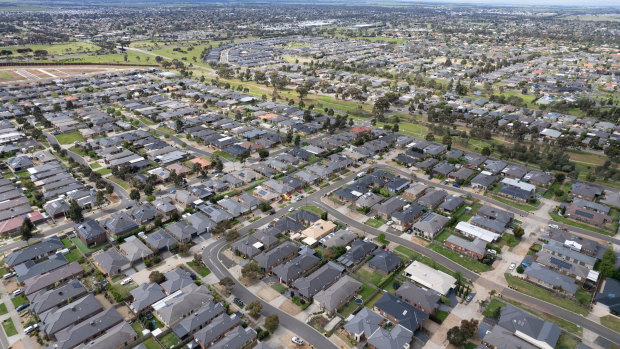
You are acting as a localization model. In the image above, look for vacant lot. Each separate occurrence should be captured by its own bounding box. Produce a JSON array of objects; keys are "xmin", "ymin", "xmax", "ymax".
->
[{"xmin": 55, "ymin": 131, "xmax": 85, "ymax": 145}]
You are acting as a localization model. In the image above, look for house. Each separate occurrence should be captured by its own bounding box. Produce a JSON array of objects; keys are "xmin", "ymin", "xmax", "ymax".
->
[
  {"xmin": 29, "ymin": 280, "xmax": 87, "ymax": 315},
  {"xmin": 173, "ymin": 190, "xmax": 200, "ymax": 208},
  {"xmin": 449, "ymin": 167, "xmax": 475, "ymax": 182},
  {"xmin": 5, "ymin": 236, "xmax": 64, "ymax": 267},
  {"xmin": 337, "ymin": 239, "xmax": 377, "ymax": 268},
  {"xmin": 445, "ymin": 235, "xmax": 486, "ymax": 259},
  {"xmin": 48, "ymin": 307, "xmax": 123, "ymax": 349},
  {"xmin": 293, "ymin": 261, "xmax": 345, "ymax": 299},
  {"xmin": 24, "ymin": 262, "xmax": 84, "ymax": 296},
  {"xmin": 403, "ymin": 183, "xmax": 428, "ymax": 200},
  {"xmin": 396, "ymin": 281, "xmax": 440, "ymax": 314},
  {"xmin": 412, "ymin": 213, "xmax": 450, "ymax": 239},
  {"xmin": 14, "ymin": 253, "xmax": 68, "ymax": 283},
  {"xmin": 594, "ymin": 278, "xmax": 620, "ymax": 315},
  {"xmin": 217, "ymin": 198, "xmax": 249, "ymax": 217},
  {"xmin": 128, "ymin": 204, "xmax": 162, "ymax": 225},
  {"xmin": 523, "ymin": 263, "xmax": 579, "ymax": 296},
  {"xmin": 102, "ymin": 213, "xmax": 138, "ymax": 236},
  {"xmin": 210, "ymin": 324, "xmax": 256, "ymax": 349},
  {"xmin": 470, "ymin": 172, "xmax": 497, "ymax": 190},
  {"xmin": 74, "ymin": 321, "xmax": 137, "ymax": 349},
  {"xmin": 171, "ymin": 302, "xmax": 225, "ymax": 339},
  {"xmin": 40, "ymin": 294, "xmax": 103, "ymax": 338},
  {"xmin": 193, "ymin": 313, "xmax": 241, "ymax": 349},
  {"xmin": 369, "ymin": 249, "xmax": 403, "ymax": 274},
  {"xmin": 497, "ymin": 304, "xmax": 561, "ymax": 349},
  {"xmin": 455, "ymin": 221, "xmax": 500, "ymax": 243},
  {"xmin": 385, "ymin": 177, "xmax": 410, "ymax": 194},
  {"xmin": 93, "ymin": 248, "xmax": 130, "ymax": 277},
  {"xmin": 167, "ymin": 221, "xmax": 198, "ymax": 243},
  {"xmin": 417, "ymin": 189, "xmax": 447, "ymax": 209},
  {"xmin": 144, "ymin": 229, "xmax": 176, "ymax": 252},
  {"xmin": 356, "ymin": 192, "xmax": 384, "ymax": 210},
  {"xmin": 322, "ymin": 229, "xmax": 357, "ymax": 248},
  {"xmin": 432, "ymin": 162, "xmax": 455, "ymax": 177},
  {"xmin": 392, "ymin": 204, "xmax": 425, "ymax": 232},
  {"xmin": 343, "ymin": 308, "xmax": 384, "ymax": 342},
  {"xmin": 253, "ymin": 241, "xmax": 298, "ymax": 272},
  {"xmin": 501, "ymin": 165, "xmax": 527, "ymax": 180},
  {"xmin": 238, "ymin": 193, "xmax": 261, "ymax": 211},
  {"xmin": 152, "ymin": 197, "xmax": 178, "ymax": 217},
  {"xmin": 289, "ymin": 209, "xmax": 320, "ymax": 225},
  {"xmin": 186, "ymin": 212, "xmax": 215, "ymax": 234},
  {"xmin": 535, "ymin": 251, "xmax": 590, "ymax": 281},
  {"xmin": 367, "ymin": 325, "xmax": 413, "ymax": 349},
  {"xmin": 541, "ymin": 240, "xmax": 596, "ymax": 269},
  {"xmin": 570, "ymin": 183, "xmax": 603, "ymax": 201},
  {"xmin": 314, "ymin": 275, "xmax": 362, "ymax": 315},
  {"xmin": 439, "ymin": 195, "xmax": 465, "ymax": 213},
  {"xmin": 482, "ymin": 326, "xmax": 538, "ymax": 349},
  {"xmin": 119, "ymin": 237, "xmax": 153, "ymax": 264},
  {"xmin": 153, "ymin": 284, "xmax": 213, "ymax": 327},
  {"xmin": 6, "ymin": 155, "xmax": 33, "ymax": 172},
  {"xmin": 44, "ymin": 199, "xmax": 70, "ymax": 219},
  {"xmin": 74, "ymin": 220, "xmax": 107, "ymax": 248},
  {"xmin": 272, "ymin": 253, "xmax": 321, "ymax": 285},
  {"xmin": 564, "ymin": 204, "xmax": 611, "ymax": 227},
  {"xmin": 301, "ymin": 219, "xmax": 337, "ymax": 240},
  {"xmin": 373, "ymin": 292, "xmax": 428, "ymax": 332},
  {"xmin": 403, "ymin": 261, "xmax": 456, "ymax": 295},
  {"xmin": 375, "ymin": 196, "xmax": 409, "ymax": 219},
  {"xmin": 477, "ymin": 205, "xmax": 514, "ymax": 226},
  {"xmin": 524, "ymin": 171, "xmax": 553, "ymax": 187},
  {"xmin": 130, "ymin": 283, "xmax": 166, "ymax": 313},
  {"xmin": 162, "ymin": 268, "xmax": 195, "ymax": 294}
]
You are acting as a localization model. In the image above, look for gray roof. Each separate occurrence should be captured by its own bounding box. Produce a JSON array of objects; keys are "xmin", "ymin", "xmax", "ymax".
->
[
  {"xmin": 210, "ymin": 324, "xmax": 256, "ymax": 349},
  {"xmin": 76, "ymin": 321, "xmax": 136, "ymax": 349},
  {"xmin": 74, "ymin": 220, "xmax": 106, "ymax": 241},
  {"xmin": 396, "ymin": 282, "xmax": 440, "ymax": 312},
  {"xmin": 51, "ymin": 307, "xmax": 123, "ymax": 349},
  {"xmin": 412, "ymin": 213, "xmax": 449, "ymax": 236},
  {"xmin": 44, "ymin": 199, "xmax": 70, "ymax": 216},
  {"xmin": 29, "ymin": 280, "xmax": 87, "ymax": 315},
  {"xmin": 93, "ymin": 248, "xmax": 130, "ymax": 275},
  {"xmin": 471, "ymin": 215, "xmax": 507, "ymax": 233},
  {"xmin": 155, "ymin": 284, "xmax": 213, "ymax": 325},
  {"xmin": 186, "ymin": 212, "xmax": 215, "ymax": 234},
  {"xmin": 193, "ymin": 313, "xmax": 241, "ymax": 347},
  {"xmin": 144, "ymin": 229, "xmax": 176, "ymax": 250},
  {"xmin": 254, "ymin": 241, "xmax": 298, "ymax": 270},
  {"xmin": 542, "ymin": 240, "xmax": 596, "ymax": 267},
  {"xmin": 119, "ymin": 237, "xmax": 152, "ymax": 263},
  {"xmin": 162, "ymin": 267, "xmax": 195, "ymax": 294},
  {"xmin": 130, "ymin": 283, "xmax": 166, "ymax": 312},
  {"xmin": 369, "ymin": 249, "xmax": 403, "ymax": 273},
  {"xmin": 594, "ymin": 278, "xmax": 620, "ymax": 313},
  {"xmin": 446, "ymin": 235, "xmax": 487, "ymax": 256},
  {"xmin": 6, "ymin": 236, "xmax": 63, "ymax": 267},
  {"xmin": 40, "ymin": 294, "xmax": 103, "ymax": 336},
  {"xmin": 24, "ymin": 262, "xmax": 84, "ymax": 296},
  {"xmin": 483, "ymin": 325, "xmax": 537, "ymax": 349},
  {"xmin": 272, "ymin": 253, "xmax": 321, "ymax": 284},
  {"xmin": 375, "ymin": 196, "xmax": 409, "ymax": 216},
  {"xmin": 337, "ymin": 240, "xmax": 377, "ymax": 268},
  {"xmin": 367, "ymin": 325, "xmax": 413, "ymax": 349},
  {"xmin": 293, "ymin": 261, "xmax": 345, "ymax": 299},
  {"xmin": 439, "ymin": 195, "xmax": 465, "ymax": 212},
  {"xmin": 103, "ymin": 212, "xmax": 138, "ymax": 235},
  {"xmin": 323, "ymin": 229, "xmax": 357, "ymax": 248},
  {"xmin": 15, "ymin": 253, "xmax": 68, "ymax": 283},
  {"xmin": 477, "ymin": 205, "xmax": 514, "ymax": 224},
  {"xmin": 373, "ymin": 292, "xmax": 429, "ymax": 331},
  {"xmin": 523, "ymin": 263, "xmax": 579, "ymax": 295},
  {"xmin": 343, "ymin": 307, "xmax": 383, "ymax": 337},
  {"xmin": 166, "ymin": 221, "xmax": 198, "ymax": 242},
  {"xmin": 128, "ymin": 204, "xmax": 162, "ymax": 224},
  {"xmin": 315, "ymin": 275, "xmax": 362, "ymax": 312},
  {"xmin": 498, "ymin": 304, "xmax": 561, "ymax": 349},
  {"xmin": 172, "ymin": 301, "xmax": 225, "ymax": 338},
  {"xmin": 471, "ymin": 172, "xmax": 497, "ymax": 188}
]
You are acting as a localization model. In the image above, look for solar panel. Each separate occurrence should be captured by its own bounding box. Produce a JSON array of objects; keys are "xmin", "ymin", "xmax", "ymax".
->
[
  {"xmin": 422, "ymin": 214, "xmax": 435, "ymax": 222},
  {"xmin": 550, "ymin": 257, "xmax": 572, "ymax": 270}
]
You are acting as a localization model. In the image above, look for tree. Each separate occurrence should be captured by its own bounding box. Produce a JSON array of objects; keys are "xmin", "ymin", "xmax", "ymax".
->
[
  {"xmin": 247, "ymin": 300, "xmax": 262, "ymax": 317},
  {"xmin": 512, "ymin": 226, "xmax": 525, "ymax": 239},
  {"xmin": 516, "ymin": 265, "xmax": 525, "ymax": 273},
  {"xmin": 324, "ymin": 246, "xmax": 347, "ymax": 260},
  {"xmin": 149, "ymin": 271, "xmax": 165, "ymax": 284},
  {"xmin": 95, "ymin": 190, "xmax": 106, "ymax": 207},
  {"xmin": 241, "ymin": 261, "xmax": 261, "ymax": 280},
  {"xmin": 130, "ymin": 189, "xmax": 140, "ymax": 202},
  {"xmin": 219, "ymin": 277, "xmax": 235, "ymax": 293},
  {"xmin": 106, "ymin": 183, "xmax": 114, "ymax": 194},
  {"xmin": 20, "ymin": 218, "xmax": 33, "ymax": 243},
  {"xmin": 447, "ymin": 326, "xmax": 466, "ymax": 347},
  {"xmin": 296, "ymin": 86, "xmax": 308, "ymax": 100},
  {"xmin": 481, "ymin": 146, "xmax": 491, "ymax": 156},
  {"xmin": 599, "ymin": 246, "xmax": 616, "ymax": 277},
  {"xmin": 294, "ymin": 134, "xmax": 301, "ymax": 147},
  {"xmin": 264, "ymin": 315, "xmax": 279, "ymax": 332},
  {"xmin": 460, "ymin": 319, "xmax": 478, "ymax": 338},
  {"xmin": 425, "ymin": 132, "xmax": 435, "ymax": 141},
  {"xmin": 225, "ymin": 230, "xmax": 239, "ymax": 242},
  {"xmin": 258, "ymin": 148, "xmax": 269, "ymax": 160},
  {"xmin": 373, "ymin": 96, "xmax": 390, "ymax": 116},
  {"xmin": 193, "ymin": 253, "xmax": 202, "ymax": 266},
  {"xmin": 67, "ymin": 199, "xmax": 83, "ymax": 223}
]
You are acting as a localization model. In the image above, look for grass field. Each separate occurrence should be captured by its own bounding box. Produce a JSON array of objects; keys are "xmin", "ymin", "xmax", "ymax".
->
[
  {"xmin": 68, "ymin": 145, "xmax": 86, "ymax": 156},
  {"xmin": 131, "ymin": 321, "xmax": 144, "ymax": 337},
  {"xmin": 482, "ymin": 299, "xmax": 505, "ymax": 317},
  {"xmin": 141, "ymin": 337, "xmax": 162, "ymax": 349},
  {"xmin": 338, "ymin": 298, "xmax": 359, "ymax": 318},
  {"xmin": 359, "ymin": 283, "xmax": 376, "ymax": 301},
  {"xmin": 71, "ymin": 237, "xmax": 109, "ymax": 255},
  {"xmin": 365, "ymin": 217, "xmax": 386, "ymax": 228},
  {"xmin": 428, "ymin": 243, "xmax": 491, "ymax": 272},
  {"xmin": 0, "ymin": 303, "xmax": 7, "ymax": 316},
  {"xmin": 271, "ymin": 284, "xmax": 287, "ymax": 294},
  {"xmin": 600, "ymin": 315, "xmax": 620, "ymax": 331},
  {"xmin": 187, "ymin": 261, "xmax": 211, "ymax": 277},
  {"xmin": 0, "ymin": 42, "xmax": 101, "ymax": 58},
  {"xmin": 110, "ymin": 176, "xmax": 130, "ymax": 190},
  {"xmin": 38, "ymin": 50, "xmax": 157, "ymax": 65},
  {"xmin": 435, "ymin": 230, "xmax": 452, "ymax": 243},
  {"xmin": 55, "ymin": 131, "xmax": 84, "ymax": 145},
  {"xmin": 90, "ymin": 162, "xmax": 102, "ymax": 169},
  {"xmin": 1, "ymin": 318, "xmax": 16, "ymax": 336},
  {"xmin": 490, "ymin": 195, "xmax": 539, "ymax": 211},
  {"xmin": 505, "ymin": 274, "xmax": 588, "ymax": 316},
  {"xmin": 159, "ymin": 332, "xmax": 180, "ymax": 348},
  {"xmin": 377, "ymin": 121, "xmax": 428, "ymax": 138},
  {"xmin": 555, "ymin": 333, "xmax": 579, "ymax": 349},
  {"xmin": 298, "ymin": 205, "xmax": 325, "ymax": 216},
  {"xmin": 64, "ymin": 248, "xmax": 82, "ymax": 262}
]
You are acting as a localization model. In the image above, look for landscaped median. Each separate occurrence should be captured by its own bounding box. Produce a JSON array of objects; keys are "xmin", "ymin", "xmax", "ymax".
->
[{"xmin": 504, "ymin": 274, "xmax": 589, "ymax": 316}]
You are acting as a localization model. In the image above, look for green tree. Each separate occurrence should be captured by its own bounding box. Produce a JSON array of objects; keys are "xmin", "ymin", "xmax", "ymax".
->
[
  {"xmin": 512, "ymin": 226, "xmax": 525, "ymax": 239},
  {"xmin": 294, "ymin": 134, "xmax": 301, "ymax": 147},
  {"xmin": 219, "ymin": 277, "xmax": 235, "ymax": 294},
  {"xmin": 68, "ymin": 199, "xmax": 83, "ymax": 223},
  {"xmin": 599, "ymin": 247, "xmax": 616, "ymax": 277},
  {"xmin": 130, "ymin": 189, "xmax": 140, "ymax": 202},
  {"xmin": 258, "ymin": 148, "xmax": 269, "ymax": 160},
  {"xmin": 264, "ymin": 315, "xmax": 279, "ymax": 332},
  {"xmin": 95, "ymin": 190, "xmax": 106, "ymax": 208},
  {"xmin": 373, "ymin": 96, "xmax": 390, "ymax": 116},
  {"xmin": 481, "ymin": 147, "xmax": 491, "ymax": 156},
  {"xmin": 20, "ymin": 218, "xmax": 33, "ymax": 243},
  {"xmin": 247, "ymin": 300, "xmax": 262, "ymax": 317},
  {"xmin": 241, "ymin": 261, "xmax": 261, "ymax": 280},
  {"xmin": 149, "ymin": 271, "xmax": 165, "ymax": 283}
]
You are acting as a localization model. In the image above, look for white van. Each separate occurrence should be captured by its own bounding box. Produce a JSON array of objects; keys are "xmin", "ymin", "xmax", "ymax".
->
[
  {"xmin": 120, "ymin": 278, "xmax": 133, "ymax": 286},
  {"xmin": 24, "ymin": 323, "xmax": 38, "ymax": 335}
]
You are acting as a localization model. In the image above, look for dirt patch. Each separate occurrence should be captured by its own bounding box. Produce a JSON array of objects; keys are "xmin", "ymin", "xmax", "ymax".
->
[
  {"xmin": 429, "ymin": 313, "xmax": 462, "ymax": 346},
  {"xmin": 257, "ymin": 285, "xmax": 281, "ymax": 302},
  {"xmin": 106, "ymin": 193, "xmax": 120, "ymax": 204},
  {"xmin": 278, "ymin": 333, "xmax": 312, "ymax": 349},
  {"xmin": 278, "ymin": 299, "xmax": 301, "ymax": 316},
  {"xmin": 410, "ymin": 235, "xmax": 430, "ymax": 246},
  {"xmin": 0, "ymin": 69, "xmax": 25, "ymax": 82},
  {"xmin": 510, "ymin": 241, "xmax": 530, "ymax": 255},
  {"xmin": 115, "ymin": 304, "xmax": 135, "ymax": 321}
]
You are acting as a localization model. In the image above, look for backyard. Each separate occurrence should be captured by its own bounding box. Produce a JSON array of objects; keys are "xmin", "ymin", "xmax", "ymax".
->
[{"xmin": 159, "ymin": 332, "xmax": 180, "ymax": 348}]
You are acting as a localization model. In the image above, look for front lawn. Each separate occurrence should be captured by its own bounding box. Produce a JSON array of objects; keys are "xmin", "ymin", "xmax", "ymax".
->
[
  {"xmin": 2, "ymin": 318, "xmax": 17, "ymax": 336},
  {"xmin": 271, "ymin": 284, "xmax": 287, "ymax": 294},
  {"xmin": 61, "ymin": 237, "xmax": 72, "ymax": 248},
  {"xmin": 482, "ymin": 299, "xmax": 505, "ymax": 318},
  {"xmin": 68, "ymin": 145, "xmax": 86, "ymax": 156},
  {"xmin": 11, "ymin": 295, "xmax": 28, "ymax": 308},
  {"xmin": 365, "ymin": 217, "xmax": 386, "ymax": 228},
  {"xmin": 187, "ymin": 261, "xmax": 211, "ymax": 277},
  {"xmin": 555, "ymin": 333, "xmax": 579, "ymax": 349},
  {"xmin": 96, "ymin": 168, "xmax": 112, "ymax": 175},
  {"xmin": 600, "ymin": 315, "xmax": 620, "ymax": 331},
  {"xmin": 576, "ymin": 288, "xmax": 593, "ymax": 305},
  {"xmin": 435, "ymin": 230, "xmax": 452, "ymax": 243},
  {"xmin": 141, "ymin": 337, "xmax": 162, "ymax": 349},
  {"xmin": 159, "ymin": 332, "xmax": 180, "ymax": 348},
  {"xmin": 435, "ymin": 310, "xmax": 450, "ymax": 323},
  {"xmin": 110, "ymin": 176, "xmax": 130, "ymax": 189},
  {"xmin": 505, "ymin": 274, "xmax": 588, "ymax": 315},
  {"xmin": 90, "ymin": 162, "xmax": 102, "ymax": 169},
  {"xmin": 490, "ymin": 195, "xmax": 539, "ymax": 212},
  {"xmin": 427, "ymin": 243, "xmax": 491, "ymax": 272},
  {"xmin": 72, "ymin": 237, "xmax": 109, "ymax": 255},
  {"xmin": 298, "ymin": 205, "xmax": 325, "ymax": 216},
  {"xmin": 55, "ymin": 131, "xmax": 85, "ymax": 145},
  {"xmin": 292, "ymin": 296, "xmax": 311, "ymax": 310},
  {"xmin": 0, "ymin": 303, "xmax": 7, "ymax": 315}
]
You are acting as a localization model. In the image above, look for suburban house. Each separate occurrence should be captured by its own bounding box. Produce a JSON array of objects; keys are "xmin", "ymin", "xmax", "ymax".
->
[
  {"xmin": 594, "ymin": 278, "xmax": 620, "ymax": 315},
  {"xmin": 74, "ymin": 220, "xmax": 107, "ymax": 248},
  {"xmin": 412, "ymin": 213, "xmax": 450, "ymax": 239},
  {"xmin": 272, "ymin": 253, "xmax": 321, "ymax": 285},
  {"xmin": 445, "ymin": 235, "xmax": 487, "ymax": 259},
  {"xmin": 314, "ymin": 275, "xmax": 362, "ymax": 315},
  {"xmin": 395, "ymin": 281, "xmax": 440, "ymax": 314},
  {"xmin": 523, "ymin": 263, "xmax": 579, "ymax": 296},
  {"xmin": 93, "ymin": 248, "xmax": 130, "ymax": 277},
  {"xmin": 119, "ymin": 237, "xmax": 154, "ymax": 265},
  {"xmin": 253, "ymin": 241, "xmax": 298, "ymax": 272},
  {"xmin": 373, "ymin": 292, "xmax": 429, "ymax": 332},
  {"xmin": 337, "ymin": 239, "xmax": 377, "ymax": 268},
  {"xmin": 369, "ymin": 249, "xmax": 403, "ymax": 274},
  {"xmin": 129, "ymin": 283, "xmax": 166, "ymax": 313},
  {"xmin": 497, "ymin": 304, "xmax": 561, "ymax": 349},
  {"xmin": 343, "ymin": 308, "xmax": 384, "ymax": 342},
  {"xmin": 292, "ymin": 261, "xmax": 345, "ymax": 300},
  {"xmin": 403, "ymin": 261, "xmax": 456, "ymax": 295},
  {"xmin": 171, "ymin": 302, "xmax": 225, "ymax": 339}
]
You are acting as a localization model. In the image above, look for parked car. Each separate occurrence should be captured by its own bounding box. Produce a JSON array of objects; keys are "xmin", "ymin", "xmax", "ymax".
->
[
  {"xmin": 16, "ymin": 303, "xmax": 29, "ymax": 312},
  {"xmin": 508, "ymin": 263, "xmax": 516, "ymax": 271},
  {"xmin": 234, "ymin": 298, "xmax": 244, "ymax": 307},
  {"xmin": 465, "ymin": 294, "xmax": 474, "ymax": 303},
  {"xmin": 386, "ymin": 220, "xmax": 394, "ymax": 226},
  {"xmin": 24, "ymin": 323, "xmax": 38, "ymax": 335},
  {"xmin": 291, "ymin": 337, "xmax": 304, "ymax": 345},
  {"xmin": 120, "ymin": 278, "xmax": 133, "ymax": 286},
  {"xmin": 3, "ymin": 272, "xmax": 16, "ymax": 279},
  {"xmin": 288, "ymin": 207, "xmax": 294, "ymax": 212},
  {"xmin": 12, "ymin": 289, "xmax": 23, "ymax": 297},
  {"xmin": 452, "ymin": 183, "xmax": 460, "ymax": 188}
]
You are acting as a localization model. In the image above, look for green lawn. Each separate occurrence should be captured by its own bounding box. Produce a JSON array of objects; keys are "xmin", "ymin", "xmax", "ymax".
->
[
  {"xmin": 338, "ymin": 298, "xmax": 360, "ymax": 318},
  {"xmin": 38, "ymin": 50, "xmax": 157, "ymax": 65},
  {"xmin": 490, "ymin": 195, "xmax": 539, "ymax": 212},
  {"xmin": 187, "ymin": 261, "xmax": 211, "ymax": 277},
  {"xmin": 71, "ymin": 237, "xmax": 109, "ymax": 255},
  {"xmin": 111, "ymin": 282, "xmax": 137, "ymax": 300},
  {"xmin": 377, "ymin": 121, "xmax": 428, "ymax": 138},
  {"xmin": 505, "ymin": 274, "xmax": 588, "ymax": 315},
  {"xmin": 428, "ymin": 243, "xmax": 491, "ymax": 272},
  {"xmin": 435, "ymin": 230, "xmax": 452, "ymax": 243},
  {"xmin": 96, "ymin": 168, "xmax": 112, "ymax": 175},
  {"xmin": 298, "ymin": 205, "xmax": 325, "ymax": 216},
  {"xmin": 68, "ymin": 145, "xmax": 86, "ymax": 156},
  {"xmin": 159, "ymin": 332, "xmax": 180, "ymax": 348},
  {"xmin": 359, "ymin": 284, "xmax": 376, "ymax": 301},
  {"xmin": 555, "ymin": 333, "xmax": 579, "ymax": 349},
  {"xmin": 435, "ymin": 310, "xmax": 450, "ymax": 323},
  {"xmin": 141, "ymin": 337, "xmax": 163, "ymax": 349},
  {"xmin": 11, "ymin": 295, "xmax": 28, "ymax": 308},
  {"xmin": 496, "ymin": 234, "xmax": 520, "ymax": 250},
  {"xmin": 131, "ymin": 321, "xmax": 144, "ymax": 337},
  {"xmin": 355, "ymin": 268, "xmax": 385, "ymax": 286},
  {"xmin": 139, "ymin": 116, "xmax": 156, "ymax": 126},
  {"xmin": 271, "ymin": 284, "xmax": 287, "ymax": 294},
  {"xmin": 576, "ymin": 288, "xmax": 593, "ymax": 305},
  {"xmin": 110, "ymin": 176, "xmax": 130, "ymax": 190},
  {"xmin": 482, "ymin": 299, "xmax": 505, "ymax": 317},
  {"xmin": 55, "ymin": 131, "xmax": 85, "ymax": 145},
  {"xmin": 2, "ymin": 318, "xmax": 17, "ymax": 336},
  {"xmin": 64, "ymin": 248, "xmax": 82, "ymax": 262},
  {"xmin": 61, "ymin": 237, "xmax": 72, "ymax": 248},
  {"xmin": 0, "ymin": 42, "xmax": 101, "ymax": 57},
  {"xmin": 549, "ymin": 212, "xmax": 614, "ymax": 236},
  {"xmin": 90, "ymin": 162, "xmax": 102, "ymax": 169},
  {"xmin": 600, "ymin": 315, "xmax": 620, "ymax": 332},
  {"xmin": 214, "ymin": 150, "xmax": 236, "ymax": 161},
  {"xmin": 0, "ymin": 303, "xmax": 7, "ymax": 315},
  {"xmin": 365, "ymin": 292, "xmax": 384, "ymax": 309},
  {"xmin": 365, "ymin": 217, "xmax": 386, "ymax": 228}
]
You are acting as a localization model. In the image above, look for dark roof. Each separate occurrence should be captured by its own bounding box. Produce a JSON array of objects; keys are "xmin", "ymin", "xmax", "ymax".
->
[
  {"xmin": 272, "ymin": 253, "xmax": 321, "ymax": 284},
  {"xmin": 498, "ymin": 304, "xmax": 561, "ymax": 348},
  {"xmin": 594, "ymin": 278, "xmax": 620, "ymax": 313},
  {"xmin": 74, "ymin": 220, "xmax": 106, "ymax": 241},
  {"xmin": 293, "ymin": 261, "xmax": 344, "ymax": 299},
  {"xmin": 369, "ymin": 249, "xmax": 403, "ymax": 273},
  {"xmin": 172, "ymin": 301, "xmax": 225, "ymax": 338},
  {"xmin": 337, "ymin": 240, "xmax": 378, "ymax": 268},
  {"xmin": 396, "ymin": 282, "xmax": 440, "ymax": 312},
  {"xmin": 5, "ymin": 236, "xmax": 63, "ymax": 267},
  {"xmin": 374, "ymin": 292, "xmax": 429, "ymax": 331}
]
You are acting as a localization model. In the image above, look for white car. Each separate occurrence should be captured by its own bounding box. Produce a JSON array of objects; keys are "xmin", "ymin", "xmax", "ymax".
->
[
  {"xmin": 509, "ymin": 263, "xmax": 516, "ymax": 271},
  {"xmin": 120, "ymin": 278, "xmax": 133, "ymax": 286},
  {"xmin": 288, "ymin": 207, "xmax": 294, "ymax": 212},
  {"xmin": 12, "ymin": 288, "xmax": 23, "ymax": 297},
  {"xmin": 386, "ymin": 220, "xmax": 394, "ymax": 226},
  {"xmin": 291, "ymin": 337, "xmax": 304, "ymax": 345},
  {"xmin": 24, "ymin": 323, "xmax": 39, "ymax": 335}
]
